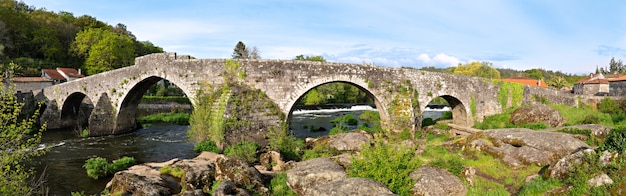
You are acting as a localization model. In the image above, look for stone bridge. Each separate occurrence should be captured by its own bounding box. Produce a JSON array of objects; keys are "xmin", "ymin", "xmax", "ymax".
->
[{"xmin": 36, "ymin": 53, "xmax": 575, "ymax": 136}]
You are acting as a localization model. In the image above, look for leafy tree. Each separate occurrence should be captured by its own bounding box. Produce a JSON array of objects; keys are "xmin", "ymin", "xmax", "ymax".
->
[
  {"xmin": 0, "ymin": 84, "xmax": 46, "ymax": 194},
  {"xmin": 547, "ymin": 76, "xmax": 568, "ymax": 89},
  {"xmin": 453, "ymin": 61, "xmax": 501, "ymax": 79},
  {"xmin": 294, "ymin": 54, "xmax": 326, "ymax": 62},
  {"xmin": 72, "ymin": 28, "xmax": 134, "ymax": 75},
  {"xmin": 524, "ymin": 69, "xmax": 544, "ymax": 80},
  {"xmin": 302, "ymin": 89, "xmax": 323, "ymax": 105},
  {"xmin": 231, "ymin": 41, "xmax": 260, "ymax": 59}
]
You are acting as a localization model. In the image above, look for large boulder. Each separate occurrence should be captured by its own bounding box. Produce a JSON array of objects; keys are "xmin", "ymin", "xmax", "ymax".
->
[
  {"xmin": 286, "ymin": 158, "xmax": 348, "ymax": 195},
  {"xmin": 469, "ymin": 129, "xmax": 590, "ymax": 168},
  {"xmin": 328, "ymin": 132, "xmax": 372, "ymax": 151},
  {"xmin": 410, "ymin": 166, "xmax": 467, "ymax": 196},
  {"xmin": 105, "ymin": 165, "xmax": 179, "ymax": 195},
  {"xmin": 214, "ymin": 155, "xmax": 268, "ymax": 195},
  {"xmin": 510, "ymin": 104, "xmax": 564, "ymax": 127},
  {"xmin": 307, "ymin": 178, "xmax": 396, "ymax": 196},
  {"xmin": 172, "ymin": 157, "xmax": 216, "ymax": 191},
  {"xmin": 545, "ymin": 148, "xmax": 595, "ymax": 179}
]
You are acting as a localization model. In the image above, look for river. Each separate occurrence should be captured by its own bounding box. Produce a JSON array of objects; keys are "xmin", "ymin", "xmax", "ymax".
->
[{"xmin": 33, "ymin": 105, "xmax": 448, "ymax": 195}]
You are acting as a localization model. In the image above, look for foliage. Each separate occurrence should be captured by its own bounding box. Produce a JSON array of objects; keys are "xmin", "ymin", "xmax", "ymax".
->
[
  {"xmin": 472, "ymin": 108, "xmax": 515, "ymax": 129},
  {"xmin": 440, "ymin": 111, "xmax": 453, "ymax": 120},
  {"xmin": 269, "ymin": 172, "xmax": 296, "ymax": 196},
  {"xmin": 267, "ymin": 125, "xmax": 306, "ymax": 161},
  {"xmin": 231, "ymin": 41, "xmax": 260, "ymax": 59},
  {"xmin": 452, "ymin": 61, "xmax": 501, "ymax": 79},
  {"xmin": 519, "ymin": 122, "xmax": 549, "ymax": 130},
  {"xmin": 429, "ymin": 156, "xmax": 465, "ymax": 177},
  {"xmin": 71, "ymin": 28, "xmax": 134, "ymax": 75},
  {"xmin": 187, "ymin": 83, "xmax": 228, "ymax": 148},
  {"xmin": 159, "ymin": 165, "xmax": 185, "ymax": 178},
  {"xmin": 294, "ymin": 54, "xmax": 326, "ymax": 62},
  {"xmin": 348, "ymin": 139, "xmax": 422, "ymax": 195},
  {"xmin": 330, "ymin": 114, "xmax": 358, "ymax": 135},
  {"xmin": 137, "ymin": 112, "xmax": 190, "ymax": 125},
  {"xmin": 299, "ymin": 82, "xmax": 373, "ymax": 105},
  {"xmin": 0, "ymin": 84, "xmax": 46, "ymax": 195},
  {"xmin": 547, "ymin": 76, "xmax": 569, "ymax": 89},
  {"xmin": 550, "ymin": 104, "xmax": 614, "ymax": 127},
  {"xmin": 83, "ymin": 156, "xmax": 136, "ymax": 179},
  {"xmin": 497, "ymin": 81, "xmax": 524, "ymax": 109},
  {"xmin": 516, "ymin": 176, "xmax": 563, "ymax": 196},
  {"xmin": 194, "ymin": 140, "xmax": 221, "ymax": 153},
  {"xmin": 523, "ymin": 69, "xmax": 544, "ymax": 80},
  {"xmin": 470, "ymin": 95, "xmax": 477, "ymax": 117},
  {"xmin": 421, "ymin": 118, "xmax": 436, "ymax": 127},
  {"xmin": 141, "ymin": 96, "xmax": 191, "ymax": 104},
  {"xmin": 358, "ymin": 110, "xmax": 382, "ymax": 134},
  {"xmin": 224, "ymin": 141, "xmax": 260, "ymax": 163},
  {"xmin": 302, "ymin": 143, "xmax": 341, "ymax": 160},
  {"xmin": 601, "ymin": 126, "xmax": 626, "ymax": 153}
]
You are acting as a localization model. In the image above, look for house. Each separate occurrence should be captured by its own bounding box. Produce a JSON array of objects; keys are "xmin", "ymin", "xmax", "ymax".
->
[
  {"xmin": 500, "ymin": 76, "xmax": 548, "ymax": 88},
  {"xmin": 3, "ymin": 77, "xmax": 54, "ymax": 93},
  {"xmin": 606, "ymin": 74, "xmax": 626, "ymax": 96},
  {"xmin": 42, "ymin": 68, "xmax": 84, "ymax": 84},
  {"xmin": 573, "ymin": 73, "xmax": 609, "ymax": 95}
]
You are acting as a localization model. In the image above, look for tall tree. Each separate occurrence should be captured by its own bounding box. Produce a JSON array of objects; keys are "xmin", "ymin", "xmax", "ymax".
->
[
  {"xmin": 0, "ymin": 84, "xmax": 46, "ymax": 195},
  {"xmin": 524, "ymin": 69, "xmax": 544, "ymax": 80},
  {"xmin": 453, "ymin": 61, "xmax": 500, "ymax": 79},
  {"xmin": 72, "ymin": 28, "xmax": 134, "ymax": 75},
  {"xmin": 231, "ymin": 41, "xmax": 260, "ymax": 59}
]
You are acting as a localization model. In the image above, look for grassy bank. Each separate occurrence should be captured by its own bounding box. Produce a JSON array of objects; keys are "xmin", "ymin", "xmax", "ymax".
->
[{"xmin": 137, "ymin": 112, "xmax": 190, "ymax": 126}]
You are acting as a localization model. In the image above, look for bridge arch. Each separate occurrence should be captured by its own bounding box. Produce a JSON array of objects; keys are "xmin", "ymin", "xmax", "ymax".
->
[
  {"xmin": 423, "ymin": 94, "xmax": 469, "ymax": 126},
  {"xmin": 115, "ymin": 76, "xmax": 195, "ymax": 132},
  {"xmin": 285, "ymin": 77, "xmax": 390, "ymax": 129},
  {"xmin": 60, "ymin": 92, "xmax": 93, "ymax": 129}
]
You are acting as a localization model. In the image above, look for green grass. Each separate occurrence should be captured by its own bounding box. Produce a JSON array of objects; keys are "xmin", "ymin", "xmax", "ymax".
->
[
  {"xmin": 137, "ymin": 112, "xmax": 190, "ymax": 125},
  {"xmin": 269, "ymin": 172, "xmax": 296, "ymax": 196},
  {"xmin": 549, "ymin": 104, "xmax": 613, "ymax": 126}
]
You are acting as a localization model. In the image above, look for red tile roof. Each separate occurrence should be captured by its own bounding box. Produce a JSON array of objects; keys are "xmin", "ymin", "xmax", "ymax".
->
[
  {"xmin": 42, "ymin": 69, "xmax": 65, "ymax": 80},
  {"xmin": 607, "ymin": 75, "xmax": 626, "ymax": 82},
  {"xmin": 57, "ymin": 67, "xmax": 84, "ymax": 78},
  {"xmin": 500, "ymin": 77, "xmax": 548, "ymax": 88}
]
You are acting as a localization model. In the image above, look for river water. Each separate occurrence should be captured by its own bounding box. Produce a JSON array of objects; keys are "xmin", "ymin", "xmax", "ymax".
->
[{"xmin": 33, "ymin": 105, "xmax": 448, "ymax": 195}]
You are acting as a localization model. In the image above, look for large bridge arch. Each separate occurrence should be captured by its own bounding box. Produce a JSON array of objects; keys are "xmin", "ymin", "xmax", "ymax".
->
[
  {"xmin": 59, "ymin": 92, "xmax": 94, "ymax": 129},
  {"xmin": 423, "ymin": 95, "xmax": 470, "ymax": 126},
  {"xmin": 113, "ymin": 75, "xmax": 196, "ymax": 133},
  {"xmin": 284, "ymin": 76, "xmax": 391, "ymax": 127}
]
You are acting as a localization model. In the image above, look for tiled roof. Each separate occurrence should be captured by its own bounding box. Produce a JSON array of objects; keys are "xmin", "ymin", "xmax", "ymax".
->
[
  {"xmin": 584, "ymin": 79, "xmax": 609, "ymax": 84},
  {"xmin": 500, "ymin": 77, "xmax": 548, "ymax": 88},
  {"xmin": 607, "ymin": 75, "xmax": 626, "ymax": 82},
  {"xmin": 57, "ymin": 67, "xmax": 84, "ymax": 78},
  {"xmin": 11, "ymin": 77, "xmax": 53, "ymax": 82},
  {"xmin": 42, "ymin": 69, "xmax": 65, "ymax": 80}
]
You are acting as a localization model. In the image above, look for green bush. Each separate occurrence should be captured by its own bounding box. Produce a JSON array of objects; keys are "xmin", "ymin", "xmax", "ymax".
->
[
  {"xmin": 602, "ymin": 126, "xmax": 626, "ymax": 153},
  {"xmin": 269, "ymin": 173, "xmax": 296, "ymax": 195},
  {"xmin": 598, "ymin": 97, "xmax": 619, "ymax": 114},
  {"xmin": 194, "ymin": 140, "xmax": 221, "ymax": 153},
  {"xmin": 581, "ymin": 113, "xmax": 600, "ymax": 124},
  {"xmin": 343, "ymin": 114, "xmax": 358, "ymax": 125},
  {"xmin": 348, "ymin": 139, "xmax": 422, "ymax": 195},
  {"xmin": 267, "ymin": 125, "xmax": 306, "ymax": 161},
  {"xmin": 84, "ymin": 157, "xmax": 109, "ymax": 179},
  {"xmin": 224, "ymin": 141, "xmax": 260, "ymax": 163},
  {"xmin": 83, "ymin": 156, "xmax": 136, "ymax": 179},
  {"xmin": 421, "ymin": 118, "xmax": 436, "ymax": 127}
]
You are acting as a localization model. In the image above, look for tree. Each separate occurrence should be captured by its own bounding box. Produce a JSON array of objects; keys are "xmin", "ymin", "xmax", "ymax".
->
[
  {"xmin": 0, "ymin": 84, "xmax": 46, "ymax": 195},
  {"xmin": 453, "ymin": 61, "xmax": 500, "ymax": 79},
  {"xmin": 547, "ymin": 76, "xmax": 568, "ymax": 89},
  {"xmin": 609, "ymin": 57, "xmax": 625, "ymax": 74},
  {"xmin": 231, "ymin": 41, "xmax": 260, "ymax": 59},
  {"xmin": 294, "ymin": 54, "xmax": 326, "ymax": 62},
  {"xmin": 524, "ymin": 69, "xmax": 544, "ymax": 80},
  {"xmin": 72, "ymin": 28, "xmax": 134, "ymax": 75}
]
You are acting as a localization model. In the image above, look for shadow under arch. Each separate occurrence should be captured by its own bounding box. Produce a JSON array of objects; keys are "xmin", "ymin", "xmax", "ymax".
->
[
  {"xmin": 286, "ymin": 81, "xmax": 384, "ymax": 137},
  {"xmin": 116, "ymin": 76, "xmax": 193, "ymax": 131},
  {"xmin": 425, "ymin": 95, "xmax": 468, "ymax": 126},
  {"xmin": 60, "ymin": 92, "xmax": 93, "ymax": 128}
]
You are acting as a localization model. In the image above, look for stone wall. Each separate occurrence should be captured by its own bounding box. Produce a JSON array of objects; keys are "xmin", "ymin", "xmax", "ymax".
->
[
  {"xmin": 524, "ymin": 86, "xmax": 578, "ymax": 107},
  {"xmin": 609, "ymin": 81, "xmax": 626, "ymax": 96}
]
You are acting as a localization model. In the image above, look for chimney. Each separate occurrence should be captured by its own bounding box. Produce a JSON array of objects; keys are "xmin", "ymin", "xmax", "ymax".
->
[{"xmin": 78, "ymin": 68, "xmax": 81, "ymax": 75}]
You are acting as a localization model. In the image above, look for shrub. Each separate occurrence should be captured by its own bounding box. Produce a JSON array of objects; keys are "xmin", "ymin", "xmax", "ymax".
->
[
  {"xmin": 348, "ymin": 139, "xmax": 422, "ymax": 195},
  {"xmin": 159, "ymin": 165, "xmax": 185, "ymax": 178},
  {"xmin": 269, "ymin": 173, "xmax": 296, "ymax": 196},
  {"xmin": 83, "ymin": 156, "xmax": 136, "ymax": 179},
  {"xmin": 602, "ymin": 126, "xmax": 626, "ymax": 153},
  {"xmin": 328, "ymin": 127, "xmax": 347, "ymax": 135},
  {"xmin": 194, "ymin": 140, "xmax": 221, "ymax": 153},
  {"xmin": 581, "ymin": 113, "xmax": 600, "ymax": 124},
  {"xmin": 84, "ymin": 157, "xmax": 109, "ymax": 179},
  {"xmin": 267, "ymin": 125, "xmax": 305, "ymax": 161},
  {"xmin": 343, "ymin": 114, "xmax": 359, "ymax": 125},
  {"xmin": 224, "ymin": 141, "xmax": 260, "ymax": 163},
  {"xmin": 598, "ymin": 97, "xmax": 619, "ymax": 114},
  {"xmin": 421, "ymin": 118, "xmax": 436, "ymax": 127}
]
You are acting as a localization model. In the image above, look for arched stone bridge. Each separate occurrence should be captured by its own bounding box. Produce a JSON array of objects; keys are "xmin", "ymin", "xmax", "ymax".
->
[{"xmin": 36, "ymin": 53, "xmax": 573, "ymax": 136}]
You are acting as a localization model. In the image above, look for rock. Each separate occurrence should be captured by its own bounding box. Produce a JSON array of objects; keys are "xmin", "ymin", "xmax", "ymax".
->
[
  {"xmin": 599, "ymin": 150, "xmax": 619, "ymax": 166},
  {"xmin": 328, "ymin": 132, "xmax": 372, "ymax": 151},
  {"xmin": 212, "ymin": 180, "xmax": 250, "ymax": 196},
  {"xmin": 286, "ymin": 158, "xmax": 348, "ymax": 195},
  {"xmin": 510, "ymin": 104, "xmax": 564, "ymax": 127},
  {"xmin": 214, "ymin": 156, "xmax": 268, "ymax": 195},
  {"xmin": 180, "ymin": 189, "xmax": 207, "ymax": 196},
  {"xmin": 307, "ymin": 178, "xmax": 396, "ymax": 196},
  {"xmin": 172, "ymin": 158, "xmax": 216, "ymax": 191},
  {"xmin": 546, "ymin": 148, "xmax": 595, "ymax": 179},
  {"xmin": 105, "ymin": 165, "xmax": 179, "ymax": 195},
  {"xmin": 410, "ymin": 165, "xmax": 467, "ymax": 196},
  {"xmin": 144, "ymin": 158, "xmax": 179, "ymax": 168},
  {"xmin": 546, "ymin": 124, "xmax": 612, "ymax": 140},
  {"xmin": 330, "ymin": 153, "xmax": 353, "ymax": 168},
  {"xmin": 195, "ymin": 151, "xmax": 224, "ymax": 163},
  {"xmin": 469, "ymin": 129, "xmax": 590, "ymax": 168},
  {"xmin": 587, "ymin": 173, "xmax": 613, "ymax": 187},
  {"xmin": 462, "ymin": 167, "xmax": 476, "ymax": 186},
  {"xmin": 525, "ymin": 174, "xmax": 539, "ymax": 183},
  {"xmin": 260, "ymin": 150, "xmax": 286, "ymax": 171}
]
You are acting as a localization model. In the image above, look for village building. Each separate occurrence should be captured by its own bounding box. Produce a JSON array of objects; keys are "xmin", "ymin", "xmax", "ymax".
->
[
  {"xmin": 573, "ymin": 73, "xmax": 610, "ymax": 95},
  {"xmin": 3, "ymin": 77, "xmax": 54, "ymax": 93},
  {"xmin": 41, "ymin": 68, "xmax": 84, "ymax": 84},
  {"xmin": 606, "ymin": 74, "xmax": 626, "ymax": 96}
]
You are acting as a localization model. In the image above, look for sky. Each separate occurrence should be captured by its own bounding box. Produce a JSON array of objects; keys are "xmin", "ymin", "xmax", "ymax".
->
[{"xmin": 22, "ymin": 0, "xmax": 626, "ymax": 75}]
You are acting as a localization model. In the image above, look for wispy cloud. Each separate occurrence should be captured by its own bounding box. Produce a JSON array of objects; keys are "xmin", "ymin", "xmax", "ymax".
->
[{"xmin": 595, "ymin": 45, "xmax": 626, "ymax": 58}]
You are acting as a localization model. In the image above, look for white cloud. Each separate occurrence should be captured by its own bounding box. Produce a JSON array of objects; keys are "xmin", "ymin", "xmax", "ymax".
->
[{"xmin": 433, "ymin": 53, "xmax": 461, "ymax": 67}]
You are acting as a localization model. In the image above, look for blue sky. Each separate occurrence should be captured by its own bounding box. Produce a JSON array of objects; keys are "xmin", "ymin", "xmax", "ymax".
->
[{"xmin": 23, "ymin": 0, "xmax": 626, "ymax": 74}]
